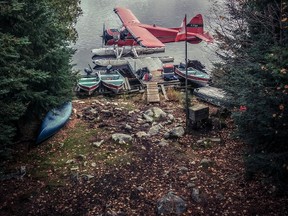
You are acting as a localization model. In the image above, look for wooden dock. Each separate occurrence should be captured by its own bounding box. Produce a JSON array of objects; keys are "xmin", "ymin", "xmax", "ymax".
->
[{"xmin": 146, "ymin": 82, "xmax": 160, "ymax": 103}]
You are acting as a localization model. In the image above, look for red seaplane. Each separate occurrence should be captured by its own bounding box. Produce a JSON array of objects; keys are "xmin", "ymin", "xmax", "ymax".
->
[{"xmin": 100, "ymin": 7, "xmax": 213, "ymax": 58}]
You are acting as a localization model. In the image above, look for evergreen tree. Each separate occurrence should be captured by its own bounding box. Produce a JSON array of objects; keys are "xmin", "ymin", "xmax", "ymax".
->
[
  {"xmin": 212, "ymin": 0, "xmax": 288, "ymax": 189},
  {"xmin": 0, "ymin": 0, "xmax": 81, "ymax": 151}
]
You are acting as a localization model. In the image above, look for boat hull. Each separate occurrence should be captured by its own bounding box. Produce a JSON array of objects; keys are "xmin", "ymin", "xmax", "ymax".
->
[
  {"xmin": 174, "ymin": 67, "xmax": 210, "ymax": 86},
  {"xmin": 77, "ymin": 76, "xmax": 101, "ymax": 95},
  {"xmin": 36, "ymin": 102, "xmax": 72, "ymax": 144},
  {"xmin": 98, "ymin": 70, "xmax": 125, "ymax": 94},
  {"xmin": 102, "ymin": 81, "xmax": 124, "ymax": 94}
]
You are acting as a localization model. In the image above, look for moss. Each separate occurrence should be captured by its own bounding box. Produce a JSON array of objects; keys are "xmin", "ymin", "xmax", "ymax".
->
[{"xmin": 104, "ymin": 152, "xmax": 133, "ymax": 166}]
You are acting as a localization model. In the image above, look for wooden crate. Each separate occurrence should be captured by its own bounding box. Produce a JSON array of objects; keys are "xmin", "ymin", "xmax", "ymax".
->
[{"xmin": 189, "ymin": 104, "xmax": 209, "ymax": 122}]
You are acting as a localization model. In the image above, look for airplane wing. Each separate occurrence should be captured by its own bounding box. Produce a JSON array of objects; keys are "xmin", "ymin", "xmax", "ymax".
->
[
  {"xmin": 187, "ymin": 32, "xmax": 213, "ymax": 43},
  {"xmin": 114, "ymin": 7, "xmax": 140, "ymax": 25},
  {"xmin": 114, "ymin": 7, "xmax": 165, "ymax": 47},
  {"xmin": 126, "ymin": 25, "xmax": 165, "ymax": 47}
]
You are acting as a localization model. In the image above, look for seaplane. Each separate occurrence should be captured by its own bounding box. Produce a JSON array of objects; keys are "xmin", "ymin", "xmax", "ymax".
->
[{"xmin": 92, "ymin": 7, "xmax": 213, "ymax": 59}]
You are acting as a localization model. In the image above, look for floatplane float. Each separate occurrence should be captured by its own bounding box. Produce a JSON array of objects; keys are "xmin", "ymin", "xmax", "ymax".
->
[
  {"xmin": 92, "ymin": 46, "xmax": 165, "ymax": 59},
  {"xmin": 92, "ymin": 56, "xmax": 174, "ymax": 67}
]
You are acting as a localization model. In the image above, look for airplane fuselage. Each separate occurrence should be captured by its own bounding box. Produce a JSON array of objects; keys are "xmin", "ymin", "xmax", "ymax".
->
[{"xmin": 104, "ymin": 25, "xmax": 201, "ymax": 47}]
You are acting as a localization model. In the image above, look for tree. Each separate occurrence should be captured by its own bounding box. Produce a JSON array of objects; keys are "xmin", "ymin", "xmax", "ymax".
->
[
  {"xmin": 0, "ymin": 0, "xmax": 81, "ymax": 152},
  {"xmin": 212, "ymin": 0, "xmax": 288, "ymax": 190}
]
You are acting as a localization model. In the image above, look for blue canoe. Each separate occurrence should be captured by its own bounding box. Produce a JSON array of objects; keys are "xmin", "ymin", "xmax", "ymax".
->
[{"xmin": 36, "ymin": 101, "xmax": 72, "ymax": 144}]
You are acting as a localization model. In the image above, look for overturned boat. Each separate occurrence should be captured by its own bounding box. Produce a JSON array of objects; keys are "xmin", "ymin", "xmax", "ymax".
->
[
  {"xmin": 36, "ymin": 102, "xmax": 72, "ymax": 144},
  {"xmin": 194, "ymin": 86, "xmax": 232, "ymax": 108}
]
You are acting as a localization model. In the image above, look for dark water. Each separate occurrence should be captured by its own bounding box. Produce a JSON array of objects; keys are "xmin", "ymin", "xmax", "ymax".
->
[{"xmin": 72, "ymin": 0, "xmax": 218, "ymax": 71}]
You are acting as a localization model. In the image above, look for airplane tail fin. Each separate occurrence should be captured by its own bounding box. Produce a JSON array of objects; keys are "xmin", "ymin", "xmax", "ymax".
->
[
  {"xmin": 187, "ymin": 14, "xmax": 213, "ymax": 43},
  {"xmin": 175, "ymin": 14, "xmax": 213, "ymax": 43},
  {"xmin": 187, "ymin": 14, "xmax": 204, "ymax": 34}
]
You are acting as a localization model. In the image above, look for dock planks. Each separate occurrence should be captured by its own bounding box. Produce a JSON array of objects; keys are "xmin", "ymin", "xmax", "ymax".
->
[{"xmin": 146, "ymin": 82, "xmax": 160, "ymax": 103}]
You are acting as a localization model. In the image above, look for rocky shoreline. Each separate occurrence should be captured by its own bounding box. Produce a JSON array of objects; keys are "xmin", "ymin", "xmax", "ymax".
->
[{"xmin": 1, "ymin": 95, "xmax": 287, "ymax": 215}]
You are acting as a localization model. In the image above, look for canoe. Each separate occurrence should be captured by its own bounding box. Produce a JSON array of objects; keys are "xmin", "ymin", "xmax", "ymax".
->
[
  {"xmin": 98, "ymin": 70, "xmax": 125, "ymax": 94},
  {"xmin": 77, "ymin": 75, "xmax": 101, "ymax": 95},
  {"xmin": 174, "ymin": 65, "xmax": 211, "ymax": 86},
  {"xmin": 36, "ymin": 102, "xmax": 72, "ymax": 144}
]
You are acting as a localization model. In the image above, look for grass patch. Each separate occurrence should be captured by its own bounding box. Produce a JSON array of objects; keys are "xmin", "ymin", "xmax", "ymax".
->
[
  {"xmin": 166, "ymin": 87, "xmax": 183, "ymax": 102},
  {"xmin": 24, "ymin": 122, "xmax": 102, "ymax": 179}
]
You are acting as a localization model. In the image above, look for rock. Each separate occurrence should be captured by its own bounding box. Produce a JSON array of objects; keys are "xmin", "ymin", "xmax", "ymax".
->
[
  {"xmin": 70, "ymin": 173, "xmax": 79, "ymax": 182},
  {"xmin": 208, "ymin": 137, "xmax": 222, "ymax": 143},
  {"xmin": 191, "ymin": 188, "xmax": 202, "ymax": 203},
  {"xmin": 144, "ymin": 107, "xmax": 167, "ymax": 119},
  {"xmin": 77, "ymin": 154, "xmax": 86, "ymax": 160},
  {"xmin": 125, "ymin": 124, "xmax": 132, "ymax": 130},
  {"xmin": 168, "ymin": 126, "xmax": 185, "ymax": 138},
  {"xmin": 200, "ymin": 158, "xmax": 213, "ymax": 168},
  {"xmin": 148, "ymin": 124, "xmax": 163, "ymax": 136},
  {"xmin": 93, "ymin": 140, "xmax": 104, "ymax": 147},
  {"xmin": 82, "ymin": 174, "xmax": 94, "ymax": 181},
  {"xmin": 187, "ymin": 182, "xmax": 196, "ymax": 188},
  {"xmin": 178, "ymin": 166, "xmax": 189, "ymax": 172},
  {"xmin": 112, "ymin": 133, "xmax": 132, "ymax": 144},
  {"xmin": 66, "ymin": 159, "xmax": 76, "ymax": 164},
  {"xmin": 92, "ymin": 99, "xmax": 104, "ymax": 106},
  {"xmin": 144, "ymin": 109, "xmax": 154, "ymax": 117},
  {"xmin": 158, "ymin": 139, "xmax": 169, "ymax": 147},
  {"xmin": 128, "ymin": 110, "xmax": 135, "ymax": 115},
  {"xmin": 76, "ymin": 113, "xmax": 83, "ymax": 119},
  {"xmin": 164, "ymin": 120, "xmax": 173, "ymax": 125},
  {"xmin": 137, "ymin": 118, "xmax": 144, "ymax": 124},
  {"xmin": 70, "ymin": 166, "xmax": 79, "ymax": 171},
  {"xmin": 142, "ymin": 113, "xmax": 153, "ymax": 123},
  {"xmin": 136, "ymin": 131, "xmax": 148, "ymax": 138},
  {"xmin": 142, "ymin": 123, "xmax": 150, "ymax": 128},
  {"xmin": 89, "ymin": 108, "xmax": 98, "ymax": 115},
  {"xmin": 167, "ymin": 113, "xmax": 175, "ymax": 121},
  {"xmin": 151, "ymin": 107, "xmax": 167, "ymax": 118},
  {"xmin": 101, "ymin": 109, "xmax": 113, "ymax": 117},
  {"xmin": 136, "ymin": 186, "xmax": 144, "ymax": 191},
  {"xmin": 157, "ymin": 191, "xmax": 187, "ymax": 215},
  {"xmin": 163, "ymin": 132, "xmax": 170, "ymax": 139},
  {"xmin": 190, "ymin": 176, "xmax": 197, "ymax": 181}
]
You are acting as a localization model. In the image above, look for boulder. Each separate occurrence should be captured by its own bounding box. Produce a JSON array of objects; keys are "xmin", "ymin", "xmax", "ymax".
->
[
  {"xmin": 157, "ymin": 191, "xmax": 187, "ymax": 215},
  {"xmin": 112, "ymin": 133, "xmax": 132, "ymax": 144},
  {"xmin": 168, "ymin": 126, "xmax": 185, "ymax": 138},
  {"xmin": 148, "ymin": 124, "xmax": 163, "ymax": 136}
]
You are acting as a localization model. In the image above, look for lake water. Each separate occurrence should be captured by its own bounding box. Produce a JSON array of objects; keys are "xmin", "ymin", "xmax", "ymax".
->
[{"xmin": 72, "ymin": 0, "xmax": 218, "ymax": 71}]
